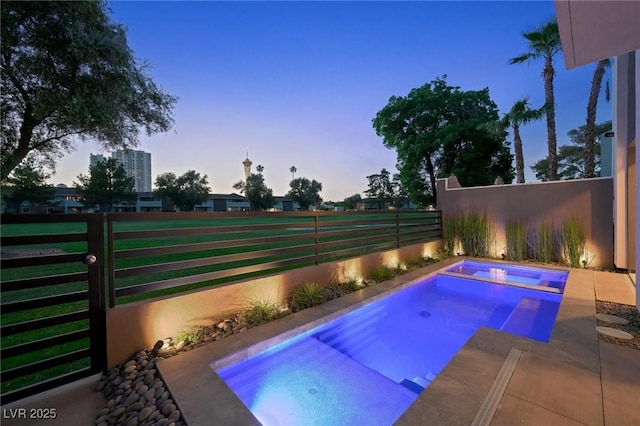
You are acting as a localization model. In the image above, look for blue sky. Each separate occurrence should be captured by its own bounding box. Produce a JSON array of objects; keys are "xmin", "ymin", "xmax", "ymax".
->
[{"xmin": 51, "ymin": 1, "xmax": 612, "ymax": 201}]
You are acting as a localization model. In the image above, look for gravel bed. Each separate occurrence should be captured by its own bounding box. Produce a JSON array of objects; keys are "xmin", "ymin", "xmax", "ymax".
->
[{"xmin": 595, "ymin": 300, "xmax": 640, "ymax": 351}]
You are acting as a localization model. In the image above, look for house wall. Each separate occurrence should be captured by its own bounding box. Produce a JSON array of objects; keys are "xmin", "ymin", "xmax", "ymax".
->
[
  {"xmin": 105, "ymin": 240, "xmax": 442, "ymax": 367},
  {"xmin": 631, "ymin": 49, "xmax": 639, "ymax": 276},
  {"xmin": 629, "ymin": 138, "xmax": 636, "ymax": 272},
  {"xmin": 436, "ymin": 177, "xmax": 614, "ymax": 269},
  {"xmin": 613, "ymin": 53, "xmax": 636, "ymax": 270}
]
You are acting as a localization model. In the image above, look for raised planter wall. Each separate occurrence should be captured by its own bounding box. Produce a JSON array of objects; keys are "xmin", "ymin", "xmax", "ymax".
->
[{"xmin": 106, "ymin": 240, "xmax": 442, "ymax": 367}]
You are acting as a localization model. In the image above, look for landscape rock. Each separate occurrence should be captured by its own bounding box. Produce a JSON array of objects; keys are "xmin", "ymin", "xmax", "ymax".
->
[{"xmin": 96, "ymin": 345, "xmax": 187, "ymax": 426}]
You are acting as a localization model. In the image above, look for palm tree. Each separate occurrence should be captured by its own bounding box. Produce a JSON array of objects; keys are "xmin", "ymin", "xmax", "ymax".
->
[
  {"xmin": 510, "ymin": 20, "xmax": 562, "ymax": 181},
  {"xmin": 256, "ymin": 164, "xmax": 264, "ymax": 175},
  {"xmin": 502, "ymin": 98, "xmax": 545, "ymax": 183},
  {"xmin": 289, "ymin": 166, "xmax": 297, "ymax": 180},
  {"xmin": 584, "ymin": 59, "xmax": 611, "ymax": 178}
]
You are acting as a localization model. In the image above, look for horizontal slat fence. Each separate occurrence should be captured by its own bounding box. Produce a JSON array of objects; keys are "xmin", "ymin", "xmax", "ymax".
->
[
  {"xmin": 0, "ymin": 209, "xmax": 441, "ymax": 402},
  {"xmin": 106, "ymin": 210, "xmax": 442, "ymax": 306},
  {"xmin": 0, "ymin": 214, "xmax": 106, "ymax": 405}
]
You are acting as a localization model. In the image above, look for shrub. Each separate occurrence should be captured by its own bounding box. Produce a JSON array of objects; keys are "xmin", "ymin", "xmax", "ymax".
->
[
  {"xmin": 241, "ymin": 299, "xmax": 287, "ymax": 326},
  {"xmin": 432, "ymin": 250, "xmax": 450, "ymax": 261},
  {"xmin": 175, "ymin": 327, "xmax": 205, "ymax": 345},
  {"xmin": 370, "ymin": 264, "xmax": 393, "ymax": 282},
  {"xmin": 506, "ymin": 221, "xmax": 526, "ymax": 261},
  {"xmin": 561, "ymin": 218, "xmax": 586, "ymax": 267},
  {"xmin": 340, "ymin": 277, "xmax": 364, "ymax": 293},
  {"xmin": 289, "ymin": 282, "xmax": 326, "ymax": 311},
  {"xmin": 395, "ymin": 261, "xmax": 408, "ymax": 273}
]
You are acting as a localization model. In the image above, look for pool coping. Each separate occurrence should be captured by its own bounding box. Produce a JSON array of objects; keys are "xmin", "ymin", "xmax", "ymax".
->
[{"xmin": 156, "ymin": 258, "xmax": 597, "ymax": 425}]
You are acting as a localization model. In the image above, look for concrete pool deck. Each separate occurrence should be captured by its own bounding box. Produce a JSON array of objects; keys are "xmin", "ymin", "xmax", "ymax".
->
[
  {"xmin": 2, "ymin": 258, "xmax": 638, "ymax": 425},
  {"xmin": 157, "ymin": 258, "xmax": 639, "ymax": 426}
]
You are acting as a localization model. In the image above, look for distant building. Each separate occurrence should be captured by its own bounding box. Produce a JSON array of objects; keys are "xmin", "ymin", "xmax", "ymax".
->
[
  {"xmin": 89, "ymin": 153, "xmax": 106, "ymax": 167},
  {"xmin": 111, "ymin": 150, "xmax": 152, "ymax": 193}
]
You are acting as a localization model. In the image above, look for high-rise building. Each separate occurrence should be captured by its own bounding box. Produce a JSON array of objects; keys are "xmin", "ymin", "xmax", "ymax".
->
[
  {"xmin": 89, "ymin": 153, "xmax": 105, "ymax": 167},
  {"xmin": 111, "ymin": 150, "xmax": 152, "ymax": 193}
]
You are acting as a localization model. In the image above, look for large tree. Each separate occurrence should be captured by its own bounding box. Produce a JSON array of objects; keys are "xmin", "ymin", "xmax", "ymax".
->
[
  {"xmin": 233, "ymin": 173, "xmax": 275, "ymax": 211},
  {"xmin": 510, "ymin": 20, "xmax": 562, "ymax": 181},
  {"xmin": 154, "ymin": 170, "xmax": 211, "ymax": 212},
  {"xmin": 0, "ymin": 1, "xmax": 177, "ymax": 181},
  {"xmin": 373, "ymin": 76, "xmax": 513, "ymax": 206},
  {"xmin": 531, "ymin": 120, "xmax": 612, "ymax": 181},
  {"xmin": 2, "ymin": 158, "xmax": 56, "ymax": 212},
  {"xmin": 364, "ymin": 168, "xmax": 395, "ymax": 209},
  {"xmin": 502, "ymin": 98, "xmax": 545, "ymax": 183},
  {"xmin": 287, "ymin": 177, "xmax": 322, "ymax": 210},
  {"xmin": 584, "ymin": 59, "xmax": 611, "ymax": 178},
  {"xmin": 341, "ymin": 194, "xmax": 362, "ymax": 210},
  {"xmin": 74, "ymin": 158, "xmax": 137, "ymax": 212}
]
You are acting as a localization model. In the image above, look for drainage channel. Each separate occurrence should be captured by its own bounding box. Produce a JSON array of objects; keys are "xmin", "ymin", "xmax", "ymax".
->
[{"xmin": 470, "ymin": 348, "xmax": 523, "ymax": 426}]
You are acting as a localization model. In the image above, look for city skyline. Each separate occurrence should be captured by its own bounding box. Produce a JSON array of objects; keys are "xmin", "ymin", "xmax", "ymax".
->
[{"xmin": 47, "ymin": 1, "xmax": 612, "ymax": 201}]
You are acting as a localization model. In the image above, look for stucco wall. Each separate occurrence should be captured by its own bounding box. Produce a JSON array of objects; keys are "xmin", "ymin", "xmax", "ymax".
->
[
  {"xmin": 437, "ymin": 177, "xmax": 614, "ymax": 269},
  {"xmin": 106, "ymin": 240, "xmax": 442, "ymax": 367}
]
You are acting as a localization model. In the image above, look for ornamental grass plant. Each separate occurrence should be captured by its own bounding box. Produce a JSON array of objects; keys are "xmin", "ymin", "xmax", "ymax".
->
[
  {"xmin": 289, "ymin": 282, "xmax": 326, "ymax": 311},
  {"xmin": 458, "ymin": 214, "xmax": 493, "ymax": 258},
  {"xmin": 506, "ymin": 221, "xmax": 526, "ymax": 261},
  {"xmin": 561, "ymin": 218, "xmax": 586, "ymax": 268}
]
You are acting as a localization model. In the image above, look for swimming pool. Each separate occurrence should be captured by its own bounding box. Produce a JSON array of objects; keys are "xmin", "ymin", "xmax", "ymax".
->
[{"xmin": 215, "ymin": 265, "xmax": 566, "ymax": 425}]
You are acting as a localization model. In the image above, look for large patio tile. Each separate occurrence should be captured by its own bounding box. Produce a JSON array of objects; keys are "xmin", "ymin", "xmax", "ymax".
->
[
  {"xmin": 563, "ymin": 269, "xmax": 596, "ymax": 300},
  {"xmin": 505, "ymin": 353, "xmax": 603, "ymax": 426},
  {"xmin": 594, "ymin": 271, "xmax": 636, "ymax": 305},
  {"xmin": 562, "ymin": 284, "xmax": 597, "ymax": 303},
  {"xmin": 466, "ymin": 327, "xmax": 532, "ymax": 358},
  {"xmin": 438, "ymin": 345, "xmax": 505, "ymax": 392},
  {"xmin": 491, "ymin": 394, "xmax": 585, "ymax": 426},
  {"xmin": 547, "ymin": 318, "xmax": 601, "ymax": 372},
  {"xmin": 394, "ymin": 397, "xmax": 465, "ymax": 426},
  {"xmin": 555, "ymin": 297, "xmax": 596, "ymax": 321},
  {"xmin": 600, "ymin": 342, "xmax": 640, "ymax": 426},
  {"xmin": 528, "ymin": 338, "xmax": 599, "ymax": 373},
  {"xmin": 415, "ymin": 375, "xmax": 486, "ymax": 425},
  {"xmin": 0, "ymin": 375, "xmax": 104, "ymax": 426}
]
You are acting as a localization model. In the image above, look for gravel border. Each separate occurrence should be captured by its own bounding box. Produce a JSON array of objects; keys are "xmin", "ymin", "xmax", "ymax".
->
[{"xmin": 595, "ymin": 300, "xmax": 640, "ymax": 351}]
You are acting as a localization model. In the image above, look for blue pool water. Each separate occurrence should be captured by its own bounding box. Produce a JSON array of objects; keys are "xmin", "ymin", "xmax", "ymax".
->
[
  {"xmin": 444, "ymin": 260, "xmax": 568, "ymax": 292},
  {"xmin": 216, "ymin": 271, "xmax": 565, "ymax": 426}
]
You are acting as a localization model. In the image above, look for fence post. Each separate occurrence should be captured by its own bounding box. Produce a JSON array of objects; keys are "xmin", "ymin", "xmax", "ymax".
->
[
  {"xmin": 107, "ymin": 214, "xmax": 116, "ymax": 308},
  {"xmin": 396, "ymin": 211, "xmax": 400, "ymax": 248},
  {"xmin": 87, "ymin": 213, "xmax": 107, "ymax": 373},
  {"xmin": 314, "ymin": 214, "xmax": 319, "ymax": 265}
]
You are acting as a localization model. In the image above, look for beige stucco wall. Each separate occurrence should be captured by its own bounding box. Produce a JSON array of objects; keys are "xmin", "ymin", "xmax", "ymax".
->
[
  {"xmin": 437, "ymin": 177, "xmax": 614, "ymax": 269},
  {"xmin": 106, "ymin": 240, "xmax": 441, "ymax": 367}
]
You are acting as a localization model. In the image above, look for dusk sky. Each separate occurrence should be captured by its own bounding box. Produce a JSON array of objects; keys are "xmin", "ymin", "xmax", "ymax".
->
[{"xmin": 50, "ymin": 1, "xmax": 612, "ymax": 202}]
